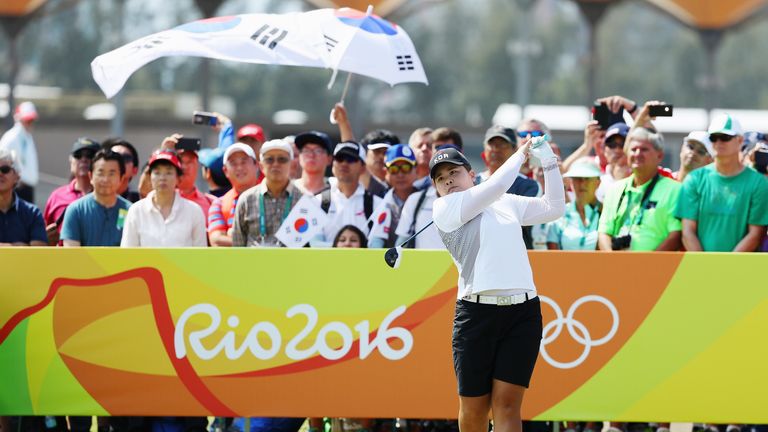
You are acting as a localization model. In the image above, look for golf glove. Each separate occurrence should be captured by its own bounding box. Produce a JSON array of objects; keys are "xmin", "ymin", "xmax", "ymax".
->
[{"xmin": 529, "ymin": 134, "xmax": 557, "ymax": 167}]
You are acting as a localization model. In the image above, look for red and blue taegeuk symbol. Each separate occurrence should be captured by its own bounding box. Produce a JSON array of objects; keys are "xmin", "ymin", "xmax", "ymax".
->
[
  {"xmin": 335, "ymin": 9, "xmax": 398, "ymax": 35},
  {"xmin": 175, "ymin": 16, "xmax": 242, "ymax": 33},
  {"xmin": 294, "ymin": 218, "xmax": 309, "ymax": 233},
  {"xmin": 377, "ymin": 212, "xmax": 387, "ymax": 224}
]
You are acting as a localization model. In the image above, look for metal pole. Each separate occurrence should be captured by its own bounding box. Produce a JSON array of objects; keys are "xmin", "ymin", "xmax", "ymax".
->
[{"xmin": 110, "ymin": 0, "xmax": 126, "ymax": 137}]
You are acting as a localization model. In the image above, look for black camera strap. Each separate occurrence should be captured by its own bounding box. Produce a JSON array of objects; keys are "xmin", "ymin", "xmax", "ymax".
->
[{"xmin": 616, "ymin": 173, "xmax": 660, "ymax": 228}]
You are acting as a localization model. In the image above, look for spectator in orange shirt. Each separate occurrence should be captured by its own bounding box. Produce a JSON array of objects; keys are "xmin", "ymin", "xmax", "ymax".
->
[{"xmin": 208, "ymin": 143, "xmax": 260, "ymax": 247}]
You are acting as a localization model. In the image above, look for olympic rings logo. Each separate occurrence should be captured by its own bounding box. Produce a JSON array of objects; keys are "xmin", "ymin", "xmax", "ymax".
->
[{"xmin": 539, "ymin": 295, "xmax": 620, "ymax": 369}]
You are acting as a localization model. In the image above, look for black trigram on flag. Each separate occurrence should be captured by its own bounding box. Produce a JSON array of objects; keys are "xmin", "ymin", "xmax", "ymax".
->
[
  {"xmin": 397, "ymin": 55, "xmax": 414, "ymax": 71},
  {"xmin": 324, "ymin": 35, "xmax": 338, "ymax": 52},
  {"xmin": 251, "ymin": 24, "xmax": 288, "ymax": 50}
]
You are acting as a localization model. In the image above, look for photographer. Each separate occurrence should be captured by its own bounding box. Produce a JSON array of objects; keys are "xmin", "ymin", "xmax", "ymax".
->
[{"xmin": 597, "ymin": 126, "xmax": 682, "ymax": 251}]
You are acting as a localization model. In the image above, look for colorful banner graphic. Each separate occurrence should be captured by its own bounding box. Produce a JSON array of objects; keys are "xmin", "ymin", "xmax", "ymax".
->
[{"xmin": 1, "ymin": 249, "xmax": 766, "ymax": 422}]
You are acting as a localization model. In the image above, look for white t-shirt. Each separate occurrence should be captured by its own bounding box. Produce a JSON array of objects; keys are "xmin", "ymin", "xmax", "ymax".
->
[
  {"xmin": 432, "ymin": 153, "xmax": 565, "ymax": 299},
  {"xmin": 121, "ymin": 191, "xmax": 207, "ymax": 247},
  {"xmin": 395, "ymin": 186, "xmax": 444, "ymax": 249},
  {"xmin": 0, "ymin": 122, "xmax": 38, "ymax": 187},
  {"xmin": 315, "ymin": 183, "xmax": 382, "ymax": 246}
]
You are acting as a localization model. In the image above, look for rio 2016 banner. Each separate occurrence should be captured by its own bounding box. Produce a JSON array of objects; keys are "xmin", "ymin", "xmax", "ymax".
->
[{"xmin": 0, "ymin": 249, "xmax": 766, "ymax": 422}]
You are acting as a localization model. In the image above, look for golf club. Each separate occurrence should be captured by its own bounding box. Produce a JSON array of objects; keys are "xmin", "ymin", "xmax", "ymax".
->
[{"xmin": 384, "ymin": 221, "xmax": 435, "ymax": 269}]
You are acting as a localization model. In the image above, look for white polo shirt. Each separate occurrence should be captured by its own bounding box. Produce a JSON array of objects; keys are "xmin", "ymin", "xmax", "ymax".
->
[
  {"xmin": 315, "ymin": 182, "xmax": 382, "ymax": 246},
  {"xmin": 395, "ymin": 185, "xmax": 444, "ymax": 249},
  {"xmin": 121, "ymin": 191, "xmax": 207, "ymax": 247}
]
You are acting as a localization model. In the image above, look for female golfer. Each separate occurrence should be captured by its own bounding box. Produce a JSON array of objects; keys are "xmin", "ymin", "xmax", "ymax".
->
[{"xmin": 430, "ymin": 137, "xmax": 565, "ymax": 432}]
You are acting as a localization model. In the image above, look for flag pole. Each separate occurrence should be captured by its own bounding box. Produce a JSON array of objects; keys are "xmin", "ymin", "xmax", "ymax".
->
[{"xmin": 329, "ymin": 5, "xmax": 373, "ymax": 124}]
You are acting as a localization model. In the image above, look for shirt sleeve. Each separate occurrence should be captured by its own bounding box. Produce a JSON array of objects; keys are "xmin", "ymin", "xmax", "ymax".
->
[
  {"xmin": 120, "ymin": 205, "xmax": 140, "ymax": 247},
  {"xmin": 28, "ymin": 205, "xmax": 47, "ymax": 244},
  {"xmin": 231, "ymin": 193, "xmax": 248, "ymax": 247},
  {"xmin": 218, "ymin": 121, "xmax": 235, "ymax": 150},
  {"xmin": 458, "ymin": 152, "xmax": 526, "ymax": 224},
  {"xmin": 546, "ymin": 219, "xmax": 562, "ymax": 245},
  {"xmin": 748, "ymin": 175, "xmax": 768, "ymax": 226},
  {"xmin": 207, "ymin": 197, "xmax": 226, "ymax": 233},
  {"xmin": 59, "ymin": 202, "xmax": 81, "ymax": 242},
  {"xmin": 433, "ymin": 193, "xmax": 464, "ymax": 233},
  {"xmin": 395, "ymin": 193, "xmax": 419, "ymax": 237},
  {"xmin": 192, "ymin": 205, "xmax": 208, "ymax": 247},
  {"xmin": 675, "ymin": 173, "xmax": 700, "ymax": 221},
  {"xmin": 598, "ymin": 184, "xmax": 620, "ymax": 235},
  {"xmin": 666, "ymin": 182, "xmax": 683, "ymax": 232},
  {"xmin": 518, "ymin": 164, "xmax": 566, "ymax": 226}
]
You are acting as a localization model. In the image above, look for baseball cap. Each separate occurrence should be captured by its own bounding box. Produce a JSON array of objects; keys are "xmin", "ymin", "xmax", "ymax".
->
[
  {"xmin": 333, "ymin": 141, "xmax": 366, "ymax": 162},
  {"xmin": 707, "ymin": 113, "xmax": 743, "ymax": 137},
  {"xmin": 71, "ymin": 137, "xmax": 101, "ymax": 155},
  {"xmin": 484, "ymin": 125, "xmax": 516, "ymax": 144},
  {"xmin": 148, "ymin": 150, "xmax": 182, "ymax": 171},
  {"xmin": 563, "ymin": 159, "xmax": 601, "ymax": 178},
  {"xmin": 199, "ymin": 147, "xmax": 225, "ymax": 173},
  {"xmin": 604, "ymin": 123, "xmax": 630, "ymax": 141},
  {"xmin": 367, "ymin": 142, "xmax": 391, "ymax": 151},
  {"xmin": 385, "ymin": 144, "xmax": 416, "ymax": 167},
  {"xmin": 683, "ymin": 131, "xmax": 714, "ymax": 158},
  {"xmin": 224, "ymin": 143, "xmax": 257, "ymax": 162},
  {"xmin": 295, "ymin": 131, "xmax": 333, "ymax": 154},
  {"xmin": 14, "ymin": 102, "xmax": 38, "ymax": 122},
  {"xmin": 236, "ymin": 124, "xmax": 266, "ymax": 142},
  {"xmin": 429, "ymin": 148, "xmax": 471, "ymax": 179},
  {"xmin": 260, "ymin": 139, "xmax": 294, "ymax": 159}
]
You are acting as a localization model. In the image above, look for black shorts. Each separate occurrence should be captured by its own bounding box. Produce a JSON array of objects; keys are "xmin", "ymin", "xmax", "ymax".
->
[{"xmin": 452, "ymin": 296, "xmax": 542, "ymax": 397}]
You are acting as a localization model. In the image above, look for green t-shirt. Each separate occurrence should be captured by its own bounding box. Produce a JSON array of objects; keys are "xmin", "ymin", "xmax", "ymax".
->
[
  {"xmin": 675, "ymin": 164, "xmax": 768, "ymax": 251},
  {"xmin": 598, "ymin": 174, "xmax": 682, "ymax": 251}
]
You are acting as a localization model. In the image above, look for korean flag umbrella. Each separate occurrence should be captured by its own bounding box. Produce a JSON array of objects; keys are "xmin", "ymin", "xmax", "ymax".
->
[{"xmin": 90, "ymin": 7, "xmax": 427, "ymax": 100}]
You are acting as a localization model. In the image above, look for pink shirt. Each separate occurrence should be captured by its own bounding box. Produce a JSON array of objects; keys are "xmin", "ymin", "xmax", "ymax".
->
[{"xmin": 44, "ymin": 180, "xmax": 87, "ymax": 231}]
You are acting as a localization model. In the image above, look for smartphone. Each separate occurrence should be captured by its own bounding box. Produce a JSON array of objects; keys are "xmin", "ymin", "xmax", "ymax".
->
[
  {"xmin": 592, "ymin": 103, "xmax": 625, "ymax": 130},
  {"xmin": 192, "ymin": 111, "xmax": 218, "ymax": 126},
  {"xmin": 648, "ymin": 104, "xmax": 674, "ymax": 117},
  {"xmin": 176, "ymin": 137, "xmax": 201, "ymax": 152}
]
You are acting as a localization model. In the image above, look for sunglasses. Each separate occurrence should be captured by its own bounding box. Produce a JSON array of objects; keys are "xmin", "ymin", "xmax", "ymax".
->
[
  {"xmin": 709, "ymin": 134, "xmax": 734, "ymax": 143},
  {"xmin": 334, "ymin": 154, "xmax": 359, "ymax": 164},
  {"xmin": 387, "ymin": 163, "xmax": 414, "ymax": 174},
  {"xmin": 517, "ymin": 130, "xmax": 545, "ymax": 139},
  {"xmin": 686, "ymin": 143, "xmax": 709, "ymax": 157},
  {"xmin": 0, "ymin": 165, "xmax": 13, "ymax": 174},
  {"xmin": 605, "ymin": 140, "xmax": 624, "ymax": 149},
  {"xmin": 263, "ymin": 156, "xmax": 290, "ymax": 165},
  {"xmin": 73, "ymin": 150, "xmax": 96, "ymax": 160}
]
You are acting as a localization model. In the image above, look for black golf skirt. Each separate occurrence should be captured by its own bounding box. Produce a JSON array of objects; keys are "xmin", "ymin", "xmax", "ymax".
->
[{"xmin": 452, "ymin": 296, "xmax": 542, "ymax": 397}]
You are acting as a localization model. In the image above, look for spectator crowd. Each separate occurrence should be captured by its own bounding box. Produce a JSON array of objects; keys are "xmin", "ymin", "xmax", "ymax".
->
[{"xmin": 1, "ymin": 96, "xmax": 767, "ymax": 432}]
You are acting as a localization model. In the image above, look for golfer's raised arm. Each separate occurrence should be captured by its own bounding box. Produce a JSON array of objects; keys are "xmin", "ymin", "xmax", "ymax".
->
[
  {"xmin": 460, "ymin": 143, "xmax": 529, "ymax": 222},
  {"xmin": 520, "ymin": 158, "xmax": 566, "ymax": 225}
]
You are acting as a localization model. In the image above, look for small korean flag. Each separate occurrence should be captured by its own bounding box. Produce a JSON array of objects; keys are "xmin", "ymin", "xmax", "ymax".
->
[
  {"xmin": 368, "ymin": 205, "xmax": 391, "ymax": 240},
  {"xmin": 276, "ymin": 195, "xmax": 329, "ymax": 248}
]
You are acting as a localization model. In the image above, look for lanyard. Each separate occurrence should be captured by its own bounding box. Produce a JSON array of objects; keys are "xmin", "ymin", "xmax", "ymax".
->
[
  {"xmin": 616, "ymin": 173, "xmax": 659, "ymax": 229},
  {"xmin": 258, "ymin": 190, "xmax": 293, "ymax": 238}
]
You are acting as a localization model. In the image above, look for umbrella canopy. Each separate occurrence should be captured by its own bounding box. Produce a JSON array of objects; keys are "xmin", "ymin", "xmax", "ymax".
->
[
  {"xmin": 91, "ymin": 7, "xmax": 427, "ymax": 99},
  {"xmin": 0, "ymin": 0, "xmax": 45, "ymax": 16}
]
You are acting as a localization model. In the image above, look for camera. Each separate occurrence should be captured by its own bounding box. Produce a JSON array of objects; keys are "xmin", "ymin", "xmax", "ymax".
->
[
  {"xmin": 648, "ymin": 104, "xmax": 674, "ymax": 117},
  {"xmin": 611, "ymin": 235, "xmax": 632, "ymax": 251},
  {"xmin": 755, "ymin": 142, "xmax": 768, "ymax": 174}
]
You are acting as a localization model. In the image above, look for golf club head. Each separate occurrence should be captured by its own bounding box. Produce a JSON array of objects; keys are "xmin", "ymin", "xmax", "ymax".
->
[{"xmin": 384, "ymin": 246, "xmax": 402, "ymax": 269}]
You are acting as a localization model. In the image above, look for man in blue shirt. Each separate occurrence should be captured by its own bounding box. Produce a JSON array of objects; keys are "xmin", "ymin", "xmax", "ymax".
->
[
  {"xmin": 61, "ymin": 149, "xmax": 131, "ymax": 247},
  {"xmin": 0, "ymin": 148, "xmax": 46, "ymax": 246}
]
